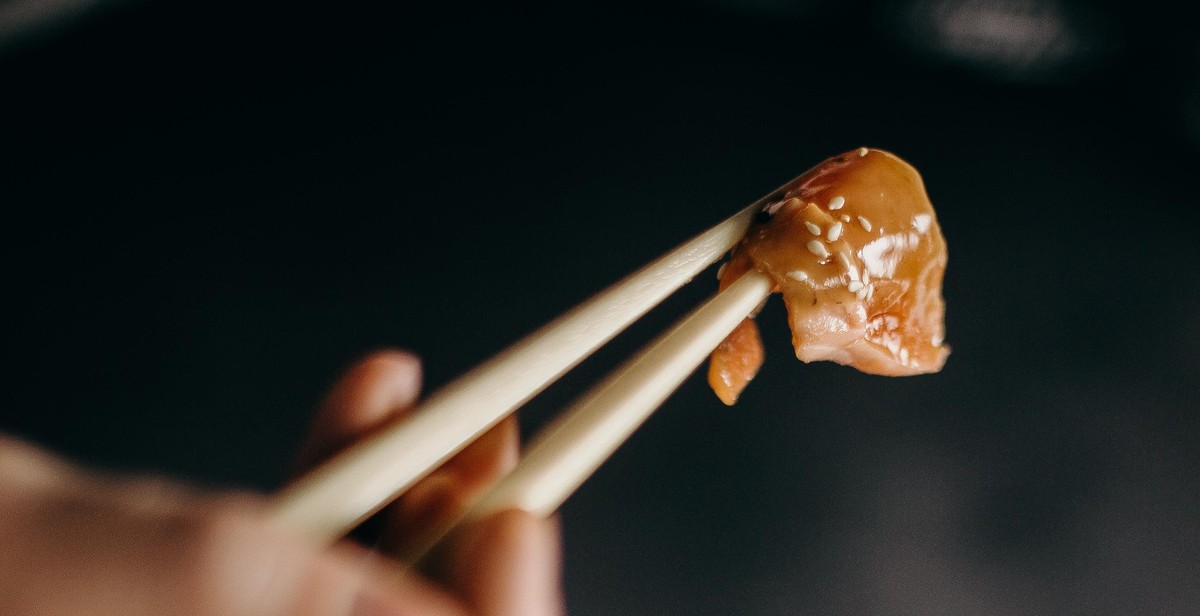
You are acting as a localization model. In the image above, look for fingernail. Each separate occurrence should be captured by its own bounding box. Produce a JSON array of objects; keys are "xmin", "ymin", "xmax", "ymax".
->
[{"xmin": 386, "ymin": 350, "xmax": 424, "ymax": 413}]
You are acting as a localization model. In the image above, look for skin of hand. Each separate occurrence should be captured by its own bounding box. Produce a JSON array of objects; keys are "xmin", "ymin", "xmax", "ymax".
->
[{"xmin": 0, "ymin": 350, "xmax": 564, "ymax": 616}]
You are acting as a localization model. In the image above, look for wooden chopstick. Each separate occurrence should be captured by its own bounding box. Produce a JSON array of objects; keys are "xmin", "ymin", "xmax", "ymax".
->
[
  {"xmin": 400, "ymin": 270, "xmax": 772, "ymax": 564},
  {"xmin": 270, "ymin": 201, "xmax": 762, "ymax": 542},
  {"xmin": 466, "ymin": 270, "xmax": 771, "ymax": 516}
]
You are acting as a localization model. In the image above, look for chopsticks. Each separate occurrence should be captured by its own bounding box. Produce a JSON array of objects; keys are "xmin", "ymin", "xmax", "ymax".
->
[
  {"xmin": 466, "ymin": 271, "xmax": 771, "ymax": 518},
  {"xmin": 270, "ymin": 197, "xmax": 769, "ymax": 542},
  {"xmin": 399, "ymin": 269, "xmax": 771, "ymax": 563}
]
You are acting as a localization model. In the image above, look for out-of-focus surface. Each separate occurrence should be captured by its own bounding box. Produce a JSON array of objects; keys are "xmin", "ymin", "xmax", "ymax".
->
[{"xmin": 1, "ymin": 1, "xmax": 1197, "ymax": 614}]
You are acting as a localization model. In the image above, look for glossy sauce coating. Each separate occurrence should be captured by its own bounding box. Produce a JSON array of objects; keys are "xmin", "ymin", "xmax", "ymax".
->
[{"xmin": 708, "ymin": 148, "xmax": 949, "ymax": 405}]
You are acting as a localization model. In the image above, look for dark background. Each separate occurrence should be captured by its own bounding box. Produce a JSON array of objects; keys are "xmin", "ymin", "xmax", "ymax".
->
[{"xmin": 2, "ymin": 0, "xmax": 1198, "ymax": 613}]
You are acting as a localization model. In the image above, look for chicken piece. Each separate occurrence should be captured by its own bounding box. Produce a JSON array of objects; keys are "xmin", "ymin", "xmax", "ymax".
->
[{"xmin": 708, "ymin": 147, "xmax": 949, "ymax": 405}]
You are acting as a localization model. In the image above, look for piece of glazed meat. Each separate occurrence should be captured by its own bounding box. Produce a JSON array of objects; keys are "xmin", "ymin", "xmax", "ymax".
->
[{"xmin": 708, "ymin": 147, "xmax": 949, "ymax": 405}]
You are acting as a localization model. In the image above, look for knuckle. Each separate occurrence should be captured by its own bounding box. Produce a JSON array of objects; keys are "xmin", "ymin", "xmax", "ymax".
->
[
  {"xmin": 0, "ymin": 436, "xmax": 72, "ymax": 490},
  {"xmin": 0, "ymin": 436, "xmax": 43, "ymax": 469}
]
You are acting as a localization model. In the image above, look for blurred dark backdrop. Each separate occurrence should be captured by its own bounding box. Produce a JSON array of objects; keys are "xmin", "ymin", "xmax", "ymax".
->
[{"xmin": 2, "ymin": 0, "xmax": 1197, "ymax": 614}]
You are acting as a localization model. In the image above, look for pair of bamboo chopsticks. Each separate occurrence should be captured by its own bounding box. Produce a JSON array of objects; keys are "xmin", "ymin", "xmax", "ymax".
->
[{"xmin": 269, "ymin": 190, "xmax": 780, "ymax": 560}]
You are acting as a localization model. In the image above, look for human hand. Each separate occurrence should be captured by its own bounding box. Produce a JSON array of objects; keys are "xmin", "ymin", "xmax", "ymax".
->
[{"xmin": 0, "ymin": 351, "xmax": 563, "ymax": 616}]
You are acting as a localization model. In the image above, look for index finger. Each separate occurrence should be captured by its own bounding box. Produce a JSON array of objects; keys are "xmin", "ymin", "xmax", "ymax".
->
[{"xmin": 293, "ymin": 350, "xmax": 423, "ymax": 473}]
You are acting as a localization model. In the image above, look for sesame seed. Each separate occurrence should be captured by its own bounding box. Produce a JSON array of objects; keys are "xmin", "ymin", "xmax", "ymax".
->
[
  {"xmin": 787, "ymin": 270, "xmax": 809, "ymax": 282},
  {"xmin": 716, "ymin": 263, "xmax": 726, "ymax": 280},
  {"xmin": 857, "ymin": 216, "xmax": 873, "ymax": 232},
  {"xmin": 806, "ymin": 240, "xmax": 830, "ymax": 259},
  {"xmin": 837, "ymin": 252, "xmax": 859, "ymax": 280},
  {"xmin": 847, "ymin": 281, "xmax": 865, "ymax": 293},
  {"xmin": 856, "ymin": 287, "xmax": 869, "ymax": 300},
  {"xmin": 899, "ymin": 348, "xmax": 910, "ymax": 364},
  {"xmin": 913, "ymin": 214, "xmax": 932, "ymax": 233},
  {"xmin": 804, "ymin": 221, "xmax": 821, "ymax": 235},
  {"xmin": 828, "ymin": 196, "xmax": 845, "ymax": 210},
  {"xmin": 857, "ymin": 147, "xmax": 868, "ymax": 157},
  {"xmin": 827, "ymin": 222, "xmax": 843, "ymax": 242},
  {"xmin": 764, "ymin": 200, "xmax": 784, "ymax": 215},
  {"xmin": 840, "ymin": 214, "xmax": 851, "ymax": 222}
]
